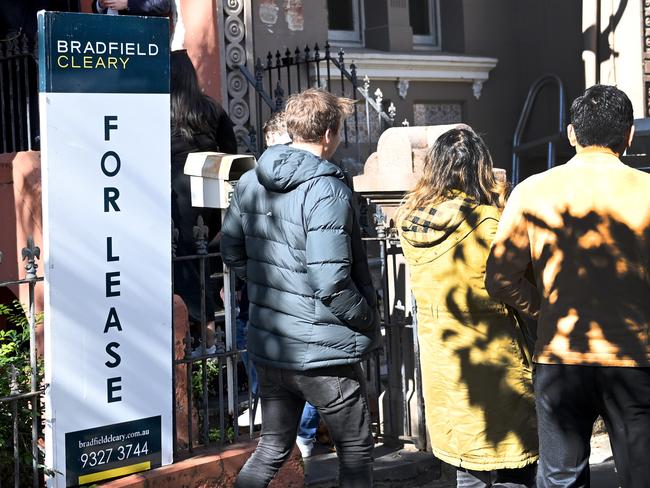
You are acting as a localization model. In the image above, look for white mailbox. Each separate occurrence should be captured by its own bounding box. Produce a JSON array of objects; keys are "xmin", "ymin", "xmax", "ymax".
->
[{"xmin": 184, "ymin": 152, "xmax": 257, "ymax": 209}]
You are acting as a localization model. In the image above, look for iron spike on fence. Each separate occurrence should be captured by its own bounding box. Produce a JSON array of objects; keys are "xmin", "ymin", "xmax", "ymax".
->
[
  {"xmin": 22, "ymin": 236, "xmax": 40, "ymax": 280},
  {"xmin": 338, "ymin": 48, "xmax": 345, "ymax": 67},
  {"xmin": 255, "ymin": 57, "xmax": 264, "ymax": 90},
  {"xmin": 283, "ymin": 47, "xmax": 292, "ymax": 66},
  {"xmin": 374, "ymin": 88, "xmax": 383, "ymax": 108},
  {"xmin": 388, "ymin": 102, "xmax": 397, "ymax": 124},
  {"xmin": 266, "ymin": 51, "xmax": 273, "ymax": 68},
  {"xmin": 20, "ymin": 34, "xmax": 30, "ymax": 56},
  {"xmin": 184, "ymin": 330, "xmax": 193, "ymax": 358},
  {"xmin": 304, "ymin": 44, "xmax": 311, "ymax": 61},
  {"xmin": 350, "ymin": 63, "xmax": 358, "ymax": 86},
  {"xmin": 275, "ymin": 50, "xmax": 282, "ymax": 68},
  {"xmin": 294, "ymin": 46, "xmax": 301, "ymax": 63},
  {"xmin": 193, "ymin": 215, "xmax": 209, "ymax": 255},
  {"xmin": 274, "ymin": 81, "xmax": 285, "ymax": 111},
  {"xmin": 248, "ymin": 125, "xmax": 257, "ymax": 151},
  {"xmin": 314, "ymin": 43, "xmax": 320, "ymax": 61},
  {"xmin": 362, "ymin": 75, "xmax": 370, "ymax": 97},
  {"xmin": 324, "ymin": 41, "xmax": 331, "ymax": 60}
]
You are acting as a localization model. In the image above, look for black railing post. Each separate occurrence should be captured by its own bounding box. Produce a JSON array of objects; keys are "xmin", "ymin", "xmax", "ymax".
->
[
  {"xmin": 314, "ymin": 43, "xmax": 321, "ymax": 87},
  {"xmin": 7, "ymin": 38, "xmax": 18, "ymax": 152},
  {"xmin": 192, "ymin": 215, "xmax": 210, "ymax": 445},
  {"xmin": 274, "ymin": 81, "xmax": 285, "ymax": 111},
  {"xmin": 283, "ymin": 48, "xmax": 292, "ymax": 94},
  {"xmin": 351, "ymin": 62, "xmax": 360, "ymax": 162},
  {"xmin": 255, "ymin": 57, "xmax": 265, "ymax": 155},
  {"xmin": 0, "ymin": 41, "xmax": 8, "ymax": 152},
  {"xmin": 294, "ymin": 46, "xmax": 302, "ymax": 92},
  {"xmin": 22, "ymin": 236, "xmax": 40, "ymax": 488},
  {"xmin": 325, "ymin": 41, "xmax": 332, "ymax": 90},
  {"xmin": 266, "ymin": 51, "xmax": 273, "ymax": 102},
  {"xmin": 338, "ymin": 49, "xmax": 349, "ymax": 146},
  {"xmin": 304, "ymin": 45, "xmax": 311, "ymax": 89},
  {"xmin": 275, "ymin": 50, "xmax": 282, "ymax": 86}
]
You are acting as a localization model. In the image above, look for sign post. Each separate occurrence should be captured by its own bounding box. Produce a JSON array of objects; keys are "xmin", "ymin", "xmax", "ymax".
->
[{"xmin": 38, "ymin": 12, "xmax": 172, "ymax": 487}]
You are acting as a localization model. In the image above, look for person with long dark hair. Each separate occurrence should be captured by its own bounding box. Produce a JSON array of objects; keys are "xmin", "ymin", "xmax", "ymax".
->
[
  {"xmin": 397, "ymin": 126, "xmax": 538, "ymax": 487},
  {"xmin": 171, "ymin": 49, "xmax": 237, "ymax": 355}
]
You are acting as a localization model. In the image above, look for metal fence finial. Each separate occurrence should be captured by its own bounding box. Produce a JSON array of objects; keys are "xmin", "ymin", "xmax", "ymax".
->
[
  {"xmin": 193, "ymin": 215, "xmax": 209, "ymax": 255},
  {"xmin": 388, "ymin": 102, "xmax": 396, "ymax": 123},
  {"xmin": 22, "ymin": 236, "xmax": 40, "ymax": 280},
  {"xmin": 374, "ymin": 88, "xmax": 383, "ymax": 108}
]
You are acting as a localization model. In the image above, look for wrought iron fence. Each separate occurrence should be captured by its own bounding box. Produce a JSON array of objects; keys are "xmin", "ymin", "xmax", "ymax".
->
[
  {"xmin": 0, "ymin": 216, "xmax": 426, "ymax": 485},
  {"xmin": 0, "ymin": 33, "xmax": 39, "ymax": 154},
  {"xmin": 237, "ymin": 42, "xmax": 397, "ymax": 159},
  {"xmin": 171, "ymin": 215, "xmax": 257, "ymax": 456},
  {"xmin": 0, "ymin": 237, "xmax": 44, "ymax": 488},
  {"xmin": 0, "ymin": 0, "xmax": 81, "ymax": 154}
]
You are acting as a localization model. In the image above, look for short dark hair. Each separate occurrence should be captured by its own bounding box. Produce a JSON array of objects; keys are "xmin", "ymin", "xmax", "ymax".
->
[
  {"xmin": 569, "ymin": 84, "xmax": 634, "ymax": 153},
  {"xmin": 262, "ymin": 110, "xmax": 287, "ymax": 142}
]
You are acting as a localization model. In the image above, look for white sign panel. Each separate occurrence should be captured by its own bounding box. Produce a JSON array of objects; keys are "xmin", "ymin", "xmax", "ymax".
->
[{"xmin": 38, "ymin": 12, "xmax": 172, "ymax": 487}]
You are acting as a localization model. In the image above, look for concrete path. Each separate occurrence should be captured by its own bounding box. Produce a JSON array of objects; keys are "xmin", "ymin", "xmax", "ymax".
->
[{"xmin": 305, "ymin": 433, "xmax": 619, "ymax": 487}]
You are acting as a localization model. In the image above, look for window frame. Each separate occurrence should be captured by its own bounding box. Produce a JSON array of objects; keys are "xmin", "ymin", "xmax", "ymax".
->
[
  {"xmin": 327, "ymin": 0, "xmax": 365, "ymax": 46},
  {"xmin": 412, "ymin": 0, "xmax": 441, "ymax": 50}
]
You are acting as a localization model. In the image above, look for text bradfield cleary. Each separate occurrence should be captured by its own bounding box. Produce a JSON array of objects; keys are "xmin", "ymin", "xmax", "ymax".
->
[{"xmin": 55, "ymin": 40, "xmax": 159, "ymax": 70}]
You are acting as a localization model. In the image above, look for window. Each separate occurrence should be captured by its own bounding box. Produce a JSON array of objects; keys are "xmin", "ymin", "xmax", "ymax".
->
[
  {"xmin": 327, "ymin": 0, "xmax": 363, "ymax": 44},
  {"xmin": 409, "ymin": 0, "xmax": 440, "ymax": 47}
]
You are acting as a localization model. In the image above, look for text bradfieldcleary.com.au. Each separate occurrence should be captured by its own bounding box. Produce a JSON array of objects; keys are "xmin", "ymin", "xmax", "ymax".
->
[{"xmin": 77, "ymin": 429, "xmax": 149, "ymax": 449}]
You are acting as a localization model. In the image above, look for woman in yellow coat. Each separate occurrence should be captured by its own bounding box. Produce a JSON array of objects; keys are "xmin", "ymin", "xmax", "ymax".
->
[{"xmin": 397, "ymin": 127, "xmax": 538, "ymax": 487}]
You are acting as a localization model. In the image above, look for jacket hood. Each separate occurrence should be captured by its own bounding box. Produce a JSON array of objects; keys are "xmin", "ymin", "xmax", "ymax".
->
[
  {"xmin": 256, "ymin": 145, "xmax": 344, "ymax": 192},
  {"xmin": 400, "ymin": 195, "xmax": 478, "ymax": 247}
]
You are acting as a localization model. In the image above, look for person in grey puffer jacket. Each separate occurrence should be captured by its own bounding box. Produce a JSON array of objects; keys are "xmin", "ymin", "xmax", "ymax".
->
[{"xmin": 221, "ymin": 89, "xmax": 379, "ymax": 488}]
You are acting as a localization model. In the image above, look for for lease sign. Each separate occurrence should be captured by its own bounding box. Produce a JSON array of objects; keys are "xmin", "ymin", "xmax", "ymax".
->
[{"xmin": 39, "ymin": 12, "xmax": 172, "ymax": 487}]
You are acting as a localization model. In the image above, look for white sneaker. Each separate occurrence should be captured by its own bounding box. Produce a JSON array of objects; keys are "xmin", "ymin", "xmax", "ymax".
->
[{"xmin": 296, "ymin": 436, "xmax": 314, "ymax": 458}]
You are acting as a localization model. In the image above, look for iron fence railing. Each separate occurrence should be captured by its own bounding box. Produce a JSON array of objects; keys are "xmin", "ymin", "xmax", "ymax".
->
[
  {"xmin": 237, "ymin": 42, "xmax": 397, "ymax": 159},
  {"xmin": 0, "ymin": 0, "xmax": 81, "ymax": 154},
  {"xmin": 1, "ymin": 211, "xmax": 426, "ymax": 484},
  {"xmin": 0, "ymin": 237, "xmax": 44, "ymax": 488},
  {"xmin": 0, "ymin": 33, "xmax": 39, "ymax": 154}
]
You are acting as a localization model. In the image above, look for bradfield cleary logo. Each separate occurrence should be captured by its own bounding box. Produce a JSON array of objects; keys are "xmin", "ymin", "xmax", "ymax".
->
[{"xmin": 56, "ymin": 40, "xmax": 160, "ymax": 70}]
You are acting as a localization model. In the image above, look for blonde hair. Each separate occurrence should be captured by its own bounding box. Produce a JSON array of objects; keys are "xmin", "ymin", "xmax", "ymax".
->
[
  {"xmin": 283, "ymin": 88, "xmax": 354, "ymax": 143},
  {"xmin": 399, "ymin": 127, "xmax": 507, "ymax": 220}
]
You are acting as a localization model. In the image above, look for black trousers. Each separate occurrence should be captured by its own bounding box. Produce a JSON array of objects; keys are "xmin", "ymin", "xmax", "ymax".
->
[
  {"xmin": 234, "ymin": 363, "xmax": 374, "ymax": 488},
  {"xmin": 535, "ymin": 363, "xmax": 650, "ymax": 488}
]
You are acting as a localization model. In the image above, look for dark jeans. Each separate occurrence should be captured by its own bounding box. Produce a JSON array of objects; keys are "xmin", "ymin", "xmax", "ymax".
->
[
  {"xmin": 235, "ymin": 363, "xmax": 374, "ymax": 488},
  {"xmin": 535, "ymin": 363, "xmax": 650, "ymax": 488},
  {"xmin": 456, "ymin": 464, "xmax": 537, "ymax": 487}
]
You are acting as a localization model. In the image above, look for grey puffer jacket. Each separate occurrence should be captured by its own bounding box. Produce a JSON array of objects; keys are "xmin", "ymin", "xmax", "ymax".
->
[{"xmin": 220, "ymin": 145, "xmax": 380, "ymax": 370}]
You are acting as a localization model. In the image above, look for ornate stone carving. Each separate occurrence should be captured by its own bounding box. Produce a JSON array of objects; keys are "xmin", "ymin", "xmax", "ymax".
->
[
  {"xmin": 229, "ymin": 98, "xmax": 250, "ymax": 125},
  {"xmin": 227, "ymin": 70, "xmax": 248, "ymax": 98},
  {"xmin": 224, "ymin": 0, "xmax": 243, "ymax": 16},
  {"xmin": 222, "ymin": 0, "xmax": 252, "ymax": 152},
  {"xmin": 225, "ymin": 15, "xmax": 245, "ymax": 43}
]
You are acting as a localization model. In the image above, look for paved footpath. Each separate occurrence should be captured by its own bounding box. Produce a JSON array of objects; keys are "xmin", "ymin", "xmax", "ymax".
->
[
  {"xmin": 306, "ymin": 433, "xmax": 619, "ymax": 487},
  {"xmin": 413, "ymin": 433, "xmax": 618, "ymax": 488}
]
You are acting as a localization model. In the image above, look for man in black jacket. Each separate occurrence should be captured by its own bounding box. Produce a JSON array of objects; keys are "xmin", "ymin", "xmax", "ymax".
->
[{"xmin": 221, "ymin": 89, "xmax": 379, "ymax": 487}]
